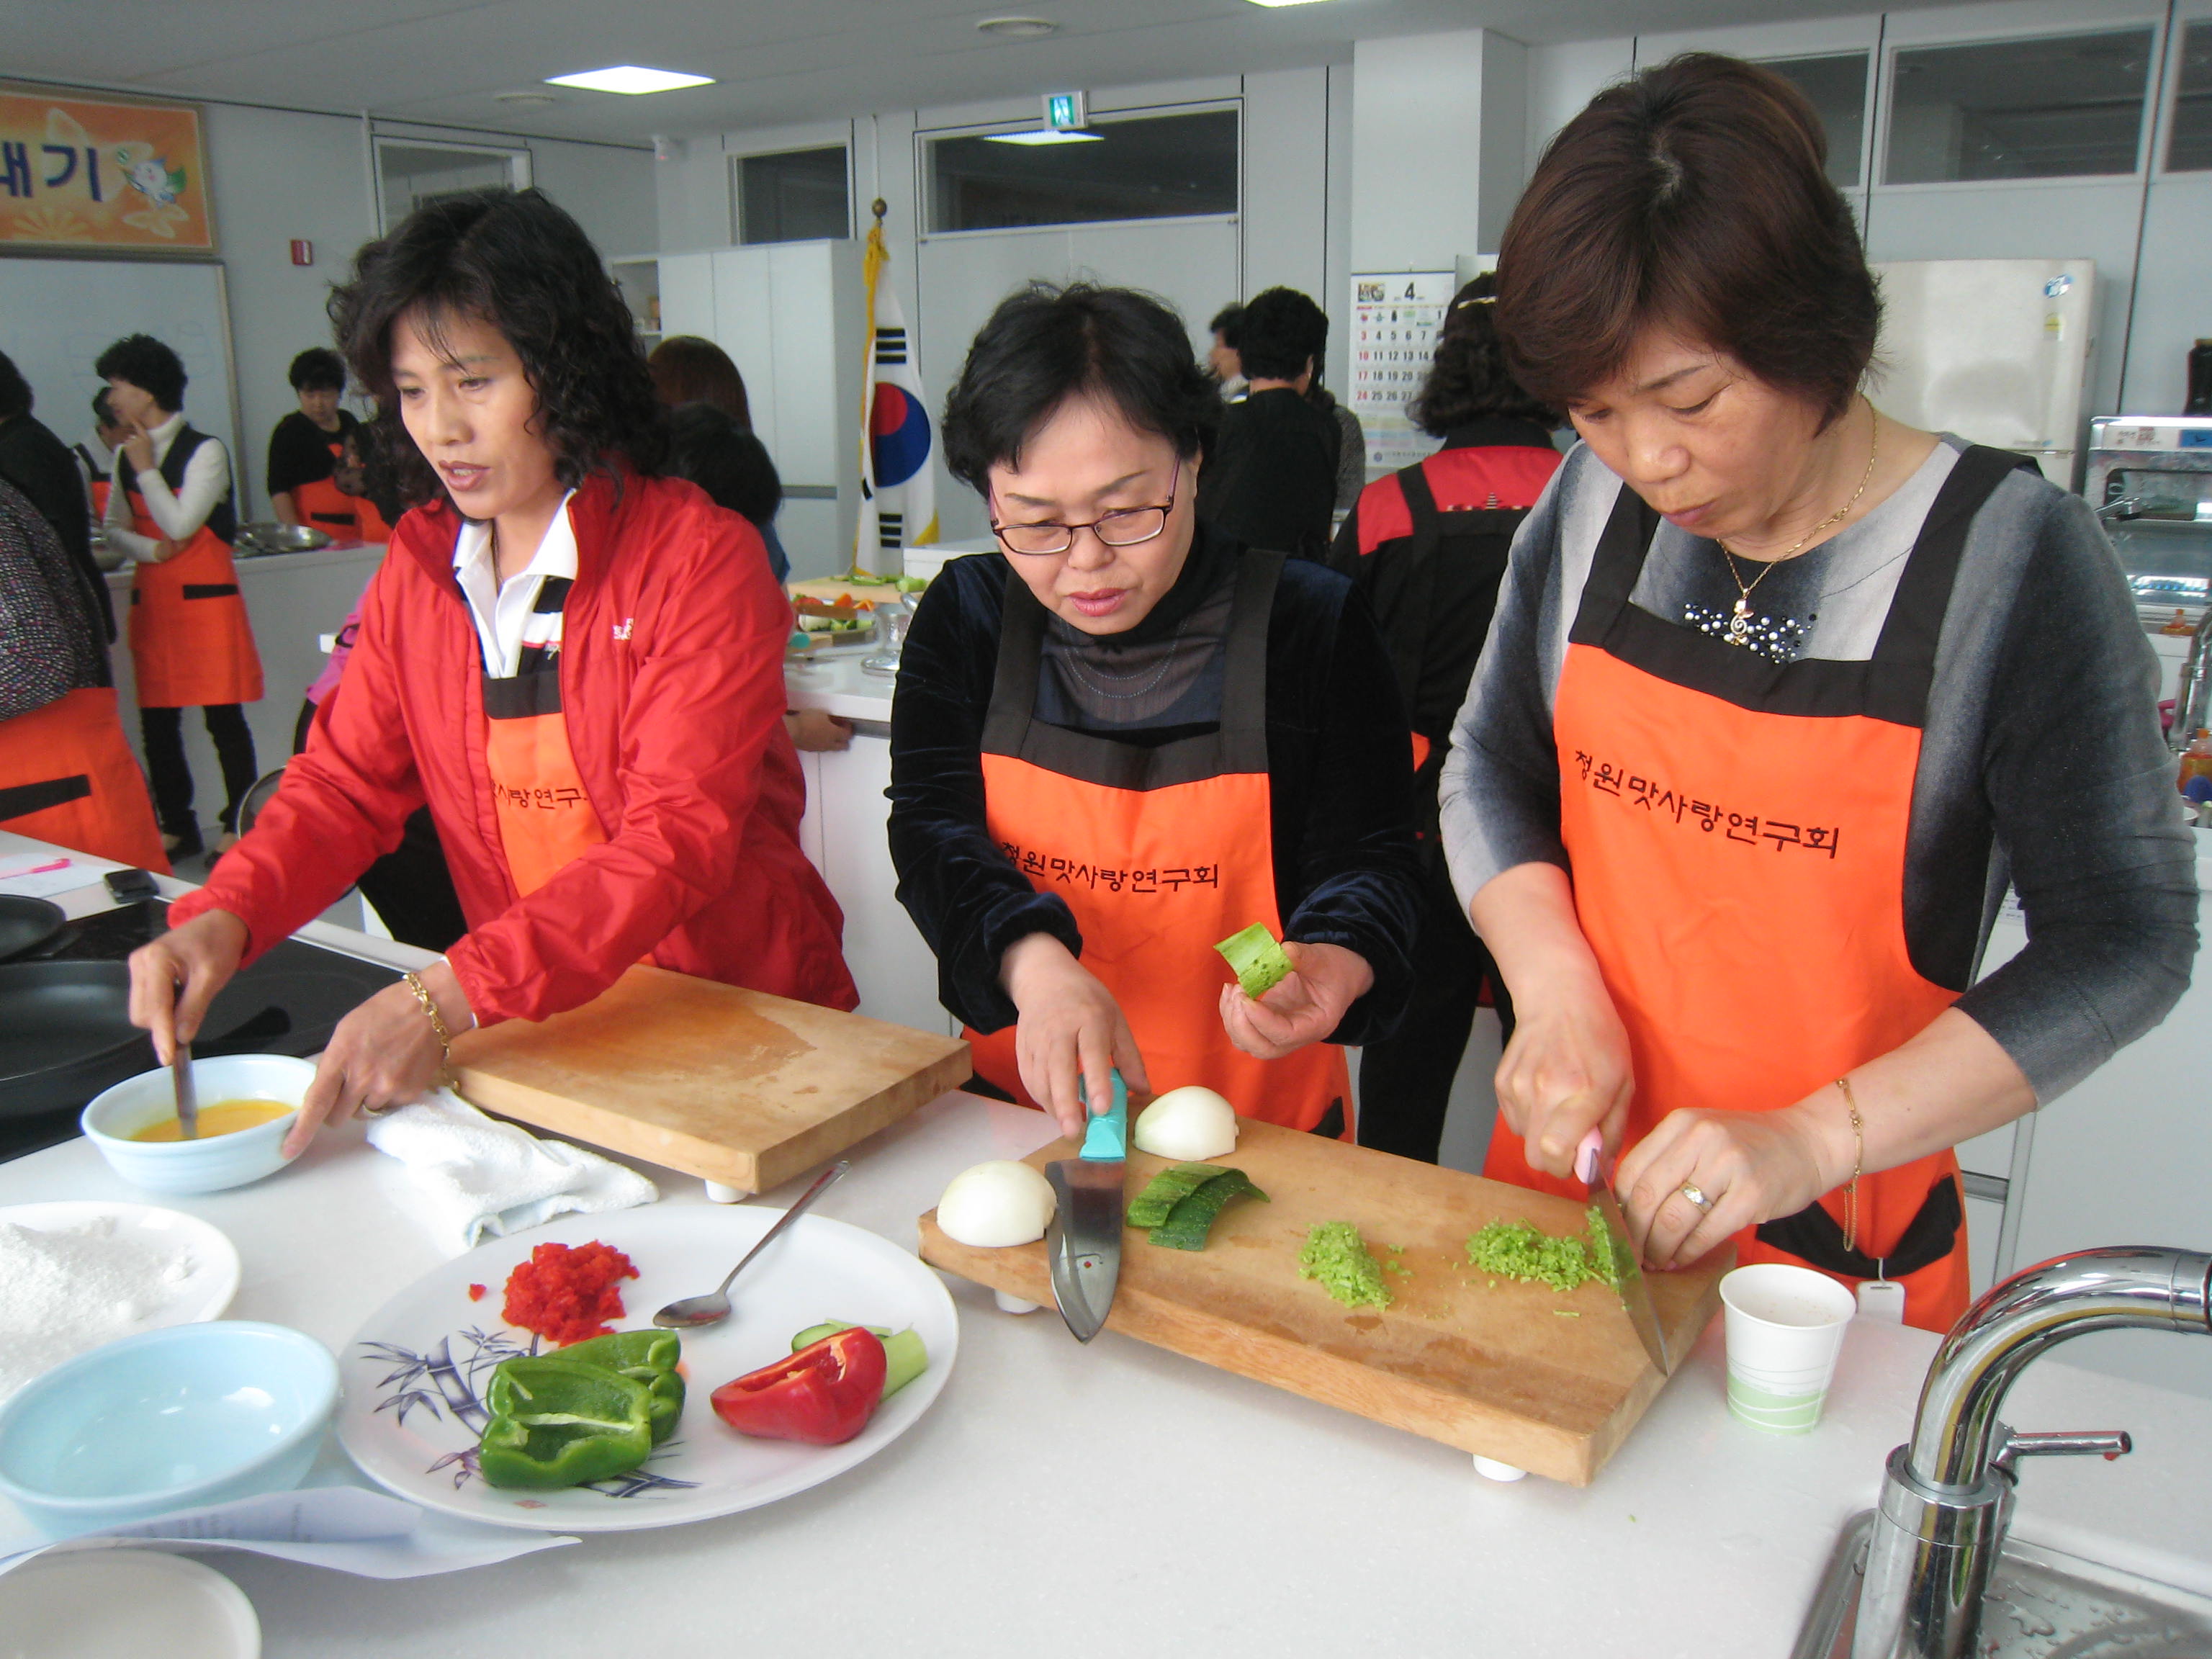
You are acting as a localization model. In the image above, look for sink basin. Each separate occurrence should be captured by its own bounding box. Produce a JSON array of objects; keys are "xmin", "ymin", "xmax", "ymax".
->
[{"xmin": 1795, "ymin": 1511, "xmax": 2212, "ymax": 1659}]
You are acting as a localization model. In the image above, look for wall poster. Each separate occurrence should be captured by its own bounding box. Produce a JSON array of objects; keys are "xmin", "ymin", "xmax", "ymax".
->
[
  {"xmin": 0, "ymin": 88, "xmax": 215, "ymax": 251},
  {"xmin": 1349, "ymin": 270, "xmax": 1455, "ymax": 476}
]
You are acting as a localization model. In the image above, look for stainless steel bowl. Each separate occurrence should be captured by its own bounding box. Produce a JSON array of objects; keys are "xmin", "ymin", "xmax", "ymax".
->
[{"xmin": 233, "ymin": 523, "xmax": 331, "ymax": 555}]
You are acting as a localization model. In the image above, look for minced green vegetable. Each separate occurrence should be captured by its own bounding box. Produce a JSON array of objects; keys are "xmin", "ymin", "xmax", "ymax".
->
[
  {"xmin": 1463, "ymin": 1215, "xmax": 1619, "ymax": 1294},
  {"xmin": 1148, "ymin": 1169, "xmax": 1268, "ymax": 1251},
  {"xmin": 1215, "ymin": 923, "xmax": 1293, "ymax": 999},
  {"xmin": 1298, "ymin": 1222, "xmax": 1393, "ymax": 1309},
  {"xmin": 1583, "ymin": 1203, "xmax": 1629, "ymax": 1291},
  {"xmin": 1127, "ymin": 1163, "xmax": 1232, "ymax": 1229}
]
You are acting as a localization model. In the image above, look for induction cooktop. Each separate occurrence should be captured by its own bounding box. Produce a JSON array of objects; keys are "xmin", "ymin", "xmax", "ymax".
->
[{"xmin": 1, "ymin": 899, "xmax": 403, "ymax": 1161}]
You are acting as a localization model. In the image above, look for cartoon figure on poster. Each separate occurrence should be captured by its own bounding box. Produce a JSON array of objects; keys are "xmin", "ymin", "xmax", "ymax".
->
[{"xmin": 116, "ymin": 142, "xmax": 191, "ymax": 238}]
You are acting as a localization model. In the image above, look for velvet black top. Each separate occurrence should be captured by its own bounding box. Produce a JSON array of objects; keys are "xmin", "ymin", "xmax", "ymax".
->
[{"xmin": 887, "ymin": 525, "xmax": 1424, "ymax": 1041}]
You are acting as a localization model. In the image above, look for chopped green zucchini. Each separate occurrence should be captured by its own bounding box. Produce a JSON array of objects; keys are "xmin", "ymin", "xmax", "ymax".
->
[
  {"xmin": 1147, "ymin": 1169, "xmax": 1268, "ymax": 1251},
  {"xmin": 1214, "ymin": 923, "xmax": 1293, "ymax": 999},
  {"xmin": 1298, "ymin": 1221, "xmax": 1393, "ymax": 1309},
  {"xmin": 1126, "ymin": 1162, "xmax": 1232, "ymax": 1229}
]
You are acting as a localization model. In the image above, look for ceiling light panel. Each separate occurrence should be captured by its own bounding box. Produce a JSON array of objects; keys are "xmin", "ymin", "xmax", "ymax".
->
[
  {"xmin": 544, "ymin": 66, "xmax": 715, "ymax": 96},
  {"xmin": 985, "ymin": 129, "xmax": 1105, "ymax": 145}
]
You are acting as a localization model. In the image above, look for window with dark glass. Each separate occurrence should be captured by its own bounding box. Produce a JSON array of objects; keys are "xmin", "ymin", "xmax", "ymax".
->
[
  {"xmin": 1764, "ymin": 53, "xmax": 1871, "ymax": 189},
  {"xmin": 927, "ymin": 109, "xmax": 1238, "ymax": 234},
  {"xmin": 2168, "ymin": 19, "xmax": 2212, "ymax": 172},
  {"xmin": 1884, "ymin": 29, "xmax": 2157, "ymax": 184},
  {"xmin": 739, "ymin": 147, "xmax": 851, "ymax": 245}
]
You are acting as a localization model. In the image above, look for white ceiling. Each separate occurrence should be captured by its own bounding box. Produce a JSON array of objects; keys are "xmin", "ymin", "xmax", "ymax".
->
[{"xmin": 12, "ymin": 0, "xmax": 1959, "ymax": 149}]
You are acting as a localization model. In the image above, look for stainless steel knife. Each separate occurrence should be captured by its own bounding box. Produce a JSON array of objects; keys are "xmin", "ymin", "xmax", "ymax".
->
[
  {"xmin": 1043, "ymin": 1069, "xmax": 1128, "ymax": 1344},
  {"xmin": 1577, "ymin": 1128, "xmax": 1671, "ymax": 1375},
  {"xmin": 172, "ymin": 1039, "xmax": 199, "ymax": 1142}
]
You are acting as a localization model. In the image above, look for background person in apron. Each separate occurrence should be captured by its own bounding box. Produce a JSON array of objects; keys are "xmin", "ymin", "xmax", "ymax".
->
[
  {"xmin": 73, "ymin": 388, "xmax": 129, "ymax": 522},
  {"xmin": 890, "ymin": 283, "xmax": 1423, "ymax": 1141},
  {"xmin": 1328, "ymin": 274, "xmax": 1563, "ymax": 1164},
  {"xmin": 266, "ymin": 347, "xmax": 367, "ymax": 537},
  {"xmin": 128, "ymin": 187, "xmax": 854, "ymax": 1156},
  {"xmin": 1440, "ymin": 55, "xmax": 2197, "ymax": 1333},
  {"xmin": 97, "ymin": 333, "xmax": 264, "ymax": 864}
]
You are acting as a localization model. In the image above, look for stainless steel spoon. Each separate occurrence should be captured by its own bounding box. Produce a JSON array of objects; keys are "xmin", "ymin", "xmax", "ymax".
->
[{"xmin": 652, "ymin": 1159, "xmax": 850, "ymax": 1329}]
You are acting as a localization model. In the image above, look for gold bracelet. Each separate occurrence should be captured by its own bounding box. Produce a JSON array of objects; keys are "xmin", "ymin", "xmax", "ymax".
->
[
  {"xmin": 1834, "ymin": 1076, "xmax": 1865, "ymax": 1254},
  {"xmin": 403, "ymin": 971, "xmax": 454, "ymax": 1073}
]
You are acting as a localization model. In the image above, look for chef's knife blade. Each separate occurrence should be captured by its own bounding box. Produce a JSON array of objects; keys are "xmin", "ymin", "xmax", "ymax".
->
[
  {"xmin": 1043, "ymin": 1069, "xmax": 1127, "ymax": 1343},
  {"xmin": 1577, "ymin": 1129, "xmax": 1671, "ymax": 1376},
  {"xmin": 172, "ymin": 1039, "xmax": 199, "ymax": 1141}
]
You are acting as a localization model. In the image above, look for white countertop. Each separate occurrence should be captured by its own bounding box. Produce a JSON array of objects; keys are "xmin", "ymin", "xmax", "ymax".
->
[
  {"xmin": 4, "ymin": 1089, "xmax": 2208, "ymax": 1654},
  {"xmin": 785, "ymin": 644, "xmax": 896, "ymax": 724}
]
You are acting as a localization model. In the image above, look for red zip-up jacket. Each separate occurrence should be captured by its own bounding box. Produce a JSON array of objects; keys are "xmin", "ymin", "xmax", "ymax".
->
[{"xmin": 171, "ymin": 469, "xmax": 857, "ymax": 1026}]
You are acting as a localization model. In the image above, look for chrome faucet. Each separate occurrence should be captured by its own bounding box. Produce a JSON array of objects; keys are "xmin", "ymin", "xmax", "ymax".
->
[
  {"xmin": 1851, "ymin": 1246, "xmax": 2212, "ymax": 1659},
  {"xmin": 2173, "ymin": 619, "xmax": 2211, "ymax": 753}
]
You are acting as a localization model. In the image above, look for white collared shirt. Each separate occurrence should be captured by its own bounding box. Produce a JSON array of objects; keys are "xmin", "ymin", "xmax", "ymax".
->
[
  {"xmin": 451, "ymin": 491, "xmax": 579, "ymax": 677},
  {"xmin": 102, "ymin": 410, "xmax": 231, "ymax": 563}
]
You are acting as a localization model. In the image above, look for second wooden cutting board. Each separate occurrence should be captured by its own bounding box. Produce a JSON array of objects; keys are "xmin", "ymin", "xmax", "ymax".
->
[
  {"xmin": 452, "ymin": 965, "xmax": 971, "ymax": 1196},
  {"xmin": 920, "ymin": 1119, "xmax": 1730, "ymax": 1485}
]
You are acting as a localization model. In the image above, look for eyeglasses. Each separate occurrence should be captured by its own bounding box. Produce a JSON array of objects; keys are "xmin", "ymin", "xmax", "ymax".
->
[{"xmin": 988, "ymin": 461, "xmax": 1179, "ymax": 557}]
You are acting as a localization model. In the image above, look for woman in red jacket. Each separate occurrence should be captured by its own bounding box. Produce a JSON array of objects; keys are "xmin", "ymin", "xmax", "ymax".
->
[{"xmin": 130, "ymin": 188, "xmax": 855, "ymax": 1154}]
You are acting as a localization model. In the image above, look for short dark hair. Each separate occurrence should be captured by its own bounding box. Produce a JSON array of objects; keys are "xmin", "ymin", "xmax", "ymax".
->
[
  {"xmin": 328, "ymin": 187, "xmax": 666, "ymax": 508},
  {"xmin": 1496, "ymin": 53, "xmax": 1876, "ymax": 428},
  {"xmin": 288, "ymin": 346, "xmax": 347, "ymax": 393},
  {"xmin": 1208, "ymin": 304, "xmax": 1244, "ymax": 346},
  {"xmin": 667, "ymin": 400, "xmax": 782, "ymax": 526},
  {"xmin": 1236, "ymin": 287, "xmax": 1328, "ymax": 382},
  {"xmin": 647, "ymin": 336, "xmax": 751, "ymax": 428},
  {"xmin": 1407, "ymin": 274, "xmax": 1560, "ymax": 436},
  {"xmin": 91, "ymin": 388, "xmax": 117, "ymax": 428},
  {"xmin": 942, "ymin": 283, "xmax": 1219, "ymax": 493},
  {"xmin": 0, "ymin": 351, "xmax": 29, "ymax": 421},
  {"xmin": 95, "ymin": 334, "xmax": 187, "ymax": 411}
]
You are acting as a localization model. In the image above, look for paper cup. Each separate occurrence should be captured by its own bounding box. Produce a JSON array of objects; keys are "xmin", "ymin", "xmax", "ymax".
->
[{"xmin": 1719, "ymin": 1264, "xmax": 1857, "ymax": 1434}]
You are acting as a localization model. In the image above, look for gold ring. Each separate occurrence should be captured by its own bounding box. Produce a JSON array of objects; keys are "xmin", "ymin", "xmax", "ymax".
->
[{"xmin": 1680, "ymin": 1183, "xmax": 1714, "ymax": 1213}]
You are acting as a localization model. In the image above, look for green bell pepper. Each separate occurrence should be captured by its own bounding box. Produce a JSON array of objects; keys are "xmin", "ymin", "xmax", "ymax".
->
[
  {"xmin": 553, "ymin": 1329, "xmax": 685, "ymax": 1444},
  {"xmin": 478, "ymin": 1357, "xmax": 656, "ymax": 1490}
]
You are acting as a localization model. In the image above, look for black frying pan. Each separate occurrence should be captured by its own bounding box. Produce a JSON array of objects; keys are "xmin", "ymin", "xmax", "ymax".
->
[
  {"xmin": 0, "ymin": 961, "xmax": 151, "ymax": 1116},
  {"xmin": 0, "ymin": 896, "xmax": 66, "ymax": 963}
]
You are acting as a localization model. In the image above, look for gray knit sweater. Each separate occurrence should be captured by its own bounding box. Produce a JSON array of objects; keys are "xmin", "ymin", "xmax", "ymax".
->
[{"xmin": 1438, "ymin": 436, "xmax": 2198, "ymax": 1103}]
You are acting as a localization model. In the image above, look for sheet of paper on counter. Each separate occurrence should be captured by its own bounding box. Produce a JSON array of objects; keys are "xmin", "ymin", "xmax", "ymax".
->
[
  {"xmin": 0, "ymin": 1483, "xmax": 577, "ymax": 1581},
  {"xmin": 0, "ymin": 854, "xmax": 104, "ymax": 900}
]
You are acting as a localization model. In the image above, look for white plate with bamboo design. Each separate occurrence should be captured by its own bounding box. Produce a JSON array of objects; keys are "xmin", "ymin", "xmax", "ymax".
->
[{"xmin": 336, "ymin": 1205, "xmax": 958, "ymax": 1532}]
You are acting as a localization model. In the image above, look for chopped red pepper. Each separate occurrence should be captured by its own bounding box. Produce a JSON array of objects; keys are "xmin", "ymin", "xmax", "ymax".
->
[
  {"xmin": 467, "ymin": 1284, "xmax": 487, "ymax": 1302},
  {"xmin": 501, "ymin": 1240, "xmax": 637, "ymax": 1346},
  {"xmin": 711, "ymin": 1328, "xmax": 887, "ymax": 1447}
]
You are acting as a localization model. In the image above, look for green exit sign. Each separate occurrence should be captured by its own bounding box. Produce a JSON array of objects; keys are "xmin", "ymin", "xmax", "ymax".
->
[{"xmin": 1044, "ymin": 91, "xmax": 1087, "ymax": 130}]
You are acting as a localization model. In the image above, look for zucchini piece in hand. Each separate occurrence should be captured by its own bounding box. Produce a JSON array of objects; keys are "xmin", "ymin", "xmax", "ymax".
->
[
  {"xmin": 1125, "ymin": 1162, "xmax": 1233, "ymax": 1229},
  {"xmin": 1148, "ymin": 1168, "xmax": 1269, "ymax": 1251},
  {"xmin": 1215, "ymin": 923, "xmax": 1293, "ymax": 999},
  {"xmin": 791, "ymin": 1321, "xmax": 929, "ymax": 1399}
]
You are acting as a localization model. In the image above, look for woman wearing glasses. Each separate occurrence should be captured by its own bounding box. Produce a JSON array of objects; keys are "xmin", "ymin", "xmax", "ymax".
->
[{"xmin": 889, "ymin": 284, "xmax": 1424, "ymax": 1139}]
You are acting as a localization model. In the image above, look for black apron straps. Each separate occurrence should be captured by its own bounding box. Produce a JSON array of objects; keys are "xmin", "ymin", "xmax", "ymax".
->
[
  {"xmin": 1567, "ymin": 445, "xmax": 2036, "ymax": 728},
  {"xmin": 981, "ymin": 549, "xmax": 1279, "ymax": 789}
]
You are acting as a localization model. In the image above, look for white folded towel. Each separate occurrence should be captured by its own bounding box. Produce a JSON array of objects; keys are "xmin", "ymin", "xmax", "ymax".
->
[{"xmin": 364, "ymin": 1090, "xmax": 657, "ymax": 1253}]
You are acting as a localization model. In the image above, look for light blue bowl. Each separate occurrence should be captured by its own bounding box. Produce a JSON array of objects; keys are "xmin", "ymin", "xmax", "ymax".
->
[
  {"xmin": 81, "ymin": 1055, "xmax": 313, "ymax": 1195},
  {"xmin": 0, "ymin": 1321, "xmax": 338, "ymax": 1537}
]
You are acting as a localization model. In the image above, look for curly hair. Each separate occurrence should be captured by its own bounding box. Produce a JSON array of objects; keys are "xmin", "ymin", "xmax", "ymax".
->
[
  {"xmin": 328, "ymin": 188, "xmax": 666, "ymax": 509},
  {"xmin": 1236, "ymin": 287, "xmax": 1328, "ymax": 382},
  {"xmin": 942, "ymin": 283, "xmax": 1219, "ymax": 493},
  {"xmin": 1406, "ymin": 274, "xmax": 1560, "ymax": 436},
  {"xmin": 94, "ymin": 334, "xmax": 188, "ymax": 411}
]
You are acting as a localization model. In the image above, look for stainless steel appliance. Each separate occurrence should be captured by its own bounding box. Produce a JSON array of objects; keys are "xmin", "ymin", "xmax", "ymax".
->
[{"xmin": 2086, "ymin": 415, "xmax": 2212, "ymax": 746}]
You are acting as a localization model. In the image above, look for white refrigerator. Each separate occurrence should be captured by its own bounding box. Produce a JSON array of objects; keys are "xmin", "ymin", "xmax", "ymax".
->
[{"xmin": 1869, "ymin": 258, "xmax": 2099, "ymax": 488}]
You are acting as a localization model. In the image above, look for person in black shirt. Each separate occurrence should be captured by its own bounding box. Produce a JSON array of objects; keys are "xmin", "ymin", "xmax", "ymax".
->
[
  {"xmin": 1195, "ymin": 287, "xmax": 1341, "ymax": 560},
  {"xmin": 0, "ymin": 351, "xmax": 112, "ymax": 644},
  {"xmin": 266, "ymin": 347, "xmax": 361, "ymax": 530}
]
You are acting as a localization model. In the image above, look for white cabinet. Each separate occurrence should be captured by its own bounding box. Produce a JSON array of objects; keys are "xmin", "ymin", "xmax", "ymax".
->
[
  {"xmin": 653, "ymin": 241, "xmax": 864, "ymax": 580},
  {"xmin": 798, "ymin": 727, "xmax": 958, "ymax": 1039}
]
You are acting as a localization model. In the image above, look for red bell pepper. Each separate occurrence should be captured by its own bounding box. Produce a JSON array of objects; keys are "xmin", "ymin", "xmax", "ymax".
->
[{"xmin": 710, "ymin": 1326, "xmax": 888, "ymax": 1446}]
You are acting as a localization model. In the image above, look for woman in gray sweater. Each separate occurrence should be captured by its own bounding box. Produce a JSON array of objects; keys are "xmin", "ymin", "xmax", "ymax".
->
[{"xmin": 1439, "ymin": 55, "xmax": 2196, "ymax": 1331}]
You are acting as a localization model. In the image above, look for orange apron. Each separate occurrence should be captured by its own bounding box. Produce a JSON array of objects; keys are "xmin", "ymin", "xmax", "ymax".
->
[
  {"xmin": 966, "ymin": 552, "xmax": 1351, "ymax": 1135},
  {"xmin": 480, "ymin": 575, "xmax": 608, "ymax": 897},
  {"xmin": 89, "ymin": 479, "xmax": 110, "ymax": 518},
  {"xmin": 0, "ymin": 687, "xmax": 169, "ymax": 873},
  {"xmin": 295, "ymin": 474, "xmax": 363, "ymax": 538},
  {"xmin": 1484, "ymin": 447, "xmax": 2033, "ymax": 1332},
  {"xmin": 121, "ymin": 428, "xmax": 263, "ymax": 709}
]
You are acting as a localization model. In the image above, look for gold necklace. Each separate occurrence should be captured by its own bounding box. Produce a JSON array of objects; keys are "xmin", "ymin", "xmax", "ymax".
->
[{"xmin": 1716, "ymin": 403, "xmax": 1879, "ymax": 647}]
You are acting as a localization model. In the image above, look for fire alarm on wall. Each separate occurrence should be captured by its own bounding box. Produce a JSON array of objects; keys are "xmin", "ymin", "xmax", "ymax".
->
[{"xmin": 290, "ymin": 240, "xmax": 314, "ymax": 266}]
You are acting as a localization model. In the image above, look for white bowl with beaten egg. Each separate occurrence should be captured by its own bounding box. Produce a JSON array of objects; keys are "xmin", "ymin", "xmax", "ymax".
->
[{"xmin": 81, "ymin": 1055, "xmax": 313, "ymax": 1194}]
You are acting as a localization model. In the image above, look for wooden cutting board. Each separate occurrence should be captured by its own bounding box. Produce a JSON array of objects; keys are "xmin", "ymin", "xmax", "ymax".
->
[
  {"xmin": 919, "ymin": 1120, "xmax": 1730, "ymax": 1485},
  {"xmin": 451, "ymin": 965, "xmax": 970, "ymax": 1195}
]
